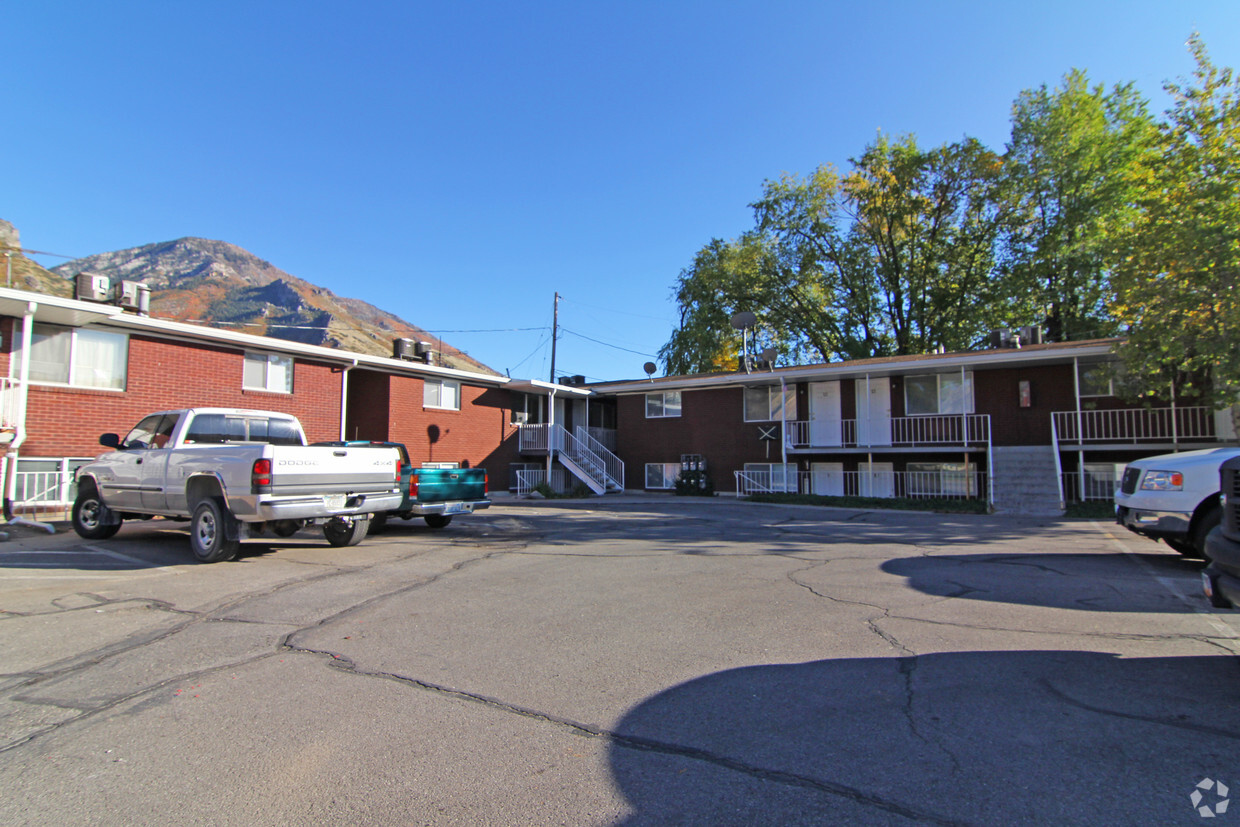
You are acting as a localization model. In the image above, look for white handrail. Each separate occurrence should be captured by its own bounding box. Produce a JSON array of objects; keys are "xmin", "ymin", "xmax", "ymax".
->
[
  {"xmin": 1051, "ymin": 406, "xmax": 1218, "ymax": 443},
  {"xmin": 785, "ymin": 414, "xmax": 990, "ymax": 448},
  {"xmin": 575, "ymin": 425, "xmax": 624, "ymax": 490}
]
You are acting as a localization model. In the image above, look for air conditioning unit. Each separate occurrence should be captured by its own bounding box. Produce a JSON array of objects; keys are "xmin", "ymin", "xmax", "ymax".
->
[
  {"xmin": 116, "ymin": 280, "xmax": 148, "ymax": 311},
  {"xmin": 75, "ymin": 273, "xmax": 110, "ymax": 303},
  {"xmin": 393, "ymin": 338, "xmax": 416, "ymax": 360},
  {"xmin": 1018, "ymin": 325, "xmax": 1043, "ymax": 345}
]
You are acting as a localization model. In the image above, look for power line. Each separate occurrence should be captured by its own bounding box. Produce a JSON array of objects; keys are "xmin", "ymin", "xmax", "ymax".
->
[{"xmin": 558, "ymin": 326, "xmax": 658, "ymax": 358}]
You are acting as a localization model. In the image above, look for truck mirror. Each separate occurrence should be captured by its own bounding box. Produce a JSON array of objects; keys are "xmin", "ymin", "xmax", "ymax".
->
[{"xmin": 99, "ymin": 433, "xmax": 121, "ymax": 449}]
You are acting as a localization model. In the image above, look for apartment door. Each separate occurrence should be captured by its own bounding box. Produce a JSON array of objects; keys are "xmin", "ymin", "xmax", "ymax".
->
[
  {"xmin": 811, "ymin": 462, "xmax": 844, "ymax": 496},
  {"xmin": 859, "ymin": 461, "xmax": 895, "ymax": 498},
  {"xmin": 809, "ymin": 382, "xmax": 843, "ymax": 447},
  {"xmin": 855, "ymin": 377, "xmax": 892, "ymax": 446}
]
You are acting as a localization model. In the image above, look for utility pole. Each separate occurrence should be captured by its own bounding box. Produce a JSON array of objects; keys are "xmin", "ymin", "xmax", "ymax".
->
[{"xmin": 549, "ymin": 292, "xmax": 559, "ymax": 383}]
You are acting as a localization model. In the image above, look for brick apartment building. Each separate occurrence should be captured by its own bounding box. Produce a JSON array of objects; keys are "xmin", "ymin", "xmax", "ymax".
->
[{"xmin": 0, "ymin": 284, "xmax": 1233, "ymax": 518}]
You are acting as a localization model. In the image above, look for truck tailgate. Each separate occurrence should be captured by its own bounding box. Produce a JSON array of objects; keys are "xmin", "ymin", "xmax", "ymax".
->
[{"xmin": 269, "ymin": 445, "xmax": 399, "ymax": 495}]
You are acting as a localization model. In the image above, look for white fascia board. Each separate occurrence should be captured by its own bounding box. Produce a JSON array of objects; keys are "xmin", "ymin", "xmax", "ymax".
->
[
  {"xmin": 592, "ymin": 342, "xmax": 1121, "ymax": 395},
  {"xmin": 0, "ymin": 287, "xmax": 126, "ymax": 327},
  {"xmin": 507, "ymin": 379, "xmax": 592, "ymax": 397}
]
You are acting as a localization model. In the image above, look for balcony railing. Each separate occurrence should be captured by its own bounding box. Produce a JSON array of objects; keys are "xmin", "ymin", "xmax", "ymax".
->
[
  {"xmin": 1051, "ymin": 406, "xmax": 1220, "ymax": 445},
  {"xmin": 785, "ymin": 414, "xmax": 990, "ymax": 449},
  {"xmin": 735, "ymin": 468, "xmax": 987, "ymax": 501}
]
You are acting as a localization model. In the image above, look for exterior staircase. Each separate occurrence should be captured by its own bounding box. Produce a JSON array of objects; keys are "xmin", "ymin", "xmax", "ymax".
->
[
  {"xmin": 990, "ymin": 445, "xmax": 1064, "ymax": 515},
  {"xmin": 551, "ymin": 425, "xmax": 624, "ymax": 495}
]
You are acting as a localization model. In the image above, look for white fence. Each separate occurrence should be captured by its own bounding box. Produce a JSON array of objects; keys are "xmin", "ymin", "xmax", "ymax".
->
[
  {"xmin": 785, "ymin": 414, "xmax": 990, "ymax": 448},
  {"xmin": 514, "ymin": 468, "xmax": 571, "ymax": 497},
  {"xmin": 6, "ymin": 469, "xmax": 75, "ymax": 520},
  {"xmin": 735, "ymin": 469, "xmax": 987, "ymax": 502},
  {"xmin": 1052, "ymin": 406, "xmax": 1217, "ymax": 444}
]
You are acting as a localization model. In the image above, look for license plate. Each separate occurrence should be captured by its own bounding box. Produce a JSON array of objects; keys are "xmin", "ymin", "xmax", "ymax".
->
[
  {"xmin": 323, "ymin": 494, "xmax": 346, "ymax": 510},
  {"xmin": 444, "ymin": 502, "xmax": 473, "ymax": 515}
]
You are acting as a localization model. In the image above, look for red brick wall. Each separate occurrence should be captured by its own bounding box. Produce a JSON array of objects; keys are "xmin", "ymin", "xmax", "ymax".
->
[
  {"xmin": 614, "ymin": 387, "xmax": 789, "ymax": 491},
  {"xmin": 385, "ymin": 376, "xmax": 521, "ymax": 477},
  {"xmin": 19, "ymin": 335, "xmax": 343, "ymax": 457}
]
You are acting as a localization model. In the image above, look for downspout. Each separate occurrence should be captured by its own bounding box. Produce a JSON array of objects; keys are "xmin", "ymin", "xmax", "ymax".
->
[
  {"xmin": 5, "ymin": 304, "xmax": 51, "ymax": 531},
  {"xmin": 338, "ymin": 359, "xmax": 357, "ymax": 440},
  {"xmin": 546, "ymin": 386, "xmax": 558, "ymax": 484},
  {"xmin": 1074, "ymin": 357, "xmax": 1084, "ymax": 505},
  {"xmin": 780, "ymin": 376, "xmax": 789, "ymax": 491}
]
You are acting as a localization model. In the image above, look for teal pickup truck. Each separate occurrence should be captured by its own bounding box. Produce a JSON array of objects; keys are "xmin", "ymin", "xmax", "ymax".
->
[{"xmin": 313, "ymin": 441, "xmax": 490, "ymax": 531}]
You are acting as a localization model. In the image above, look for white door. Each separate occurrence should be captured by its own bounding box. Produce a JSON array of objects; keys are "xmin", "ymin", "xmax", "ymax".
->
[
  {"xmin": 855, "ymin": 378, "xmax": 892, "ymax": 446},
  {"xmin": 812, "ymin": 462, "xmax": 844, "ymax": 496},
  {"xmin": 859, "ymin": 462, "xmax": 895, "ymax": 498},
  {"xmin": 809, "ymin": 382, "xmax": 842, "ymax": 447}
]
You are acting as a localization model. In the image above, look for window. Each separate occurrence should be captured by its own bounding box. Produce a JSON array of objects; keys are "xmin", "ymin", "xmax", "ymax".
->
[
  {"xmin": 904, "ymin": 373, "xmax": 974, "ymax": 415},
  {"xmin": 743, "ymin": 386, "xmax": 797, "ymax": 422},
  {"xmin": 1078, "ymin": 364, "xmax": 1116, "ymax": 397},
  {"xmin": 183, "ymin": 413, "xmax": 302, "ymax": 445},
  {"xmin": 646, "ymin": 391, "xmax": 682, "ymax": 418},
  {"xmin": 243, "ymin": 352, "xmax": 293, "ymax": 393},
  {"xmin": 743, "ymin": 462, "xmax": 798, "ymax": 492},
  {"xmin": 907, "ymin": 462, "xmax": 977, "ymax": 497},
  {"xmin": 13, "ymin": 323, "xmax": 127, "ymax": 390},
  {"xmin": 424, "ymin": 378, "xmax": 461, "ymax": 410},
  {"xmin": 645, "ymin": 462, "xmax": 681, "ymax": 489}
]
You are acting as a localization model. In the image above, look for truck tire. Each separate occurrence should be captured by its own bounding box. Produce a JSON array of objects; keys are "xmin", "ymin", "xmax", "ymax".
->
[
  {"xmin": 424, "ymin": 514, "xmax": 452, "ymax": 529},
  {"xmin": 1193, "ymin": 504, "xmax": 1223, "ymax": 560},
  {"xmin": 71, "ymin": 484, "xmax": 122, "ymax": 540},
  {"xmin": 190, "ymin": 498, "xmax": 240, "ymax": 563},
  {"xmin": 324, "ymin": 515, "xmax": 369, "ymax": 547}
]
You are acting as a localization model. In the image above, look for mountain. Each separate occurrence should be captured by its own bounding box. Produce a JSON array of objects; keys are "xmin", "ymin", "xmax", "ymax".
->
[
  {"xmin": 0, "ymin": 220, "xmax": 74, "ymax": 298},
  {"xmin": 37, "ymin": 234, "xmax": 497, "ymax": 375}
]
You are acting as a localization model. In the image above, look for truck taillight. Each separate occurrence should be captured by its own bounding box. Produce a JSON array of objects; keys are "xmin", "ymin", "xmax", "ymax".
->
[
  {"xmin": 252, "ymin": 458, "xmax": 273, "ymax": 493},
  {"xmin": 395, "ymin": 459, "xmax": 404, "ymax": 483},
  {"xmin": 409, "ymin": 473, "xmax": 418, "ymax": 498},
  {"xmin": 483, "ymin": 470, "xmax": 488, "ymax": 495}
]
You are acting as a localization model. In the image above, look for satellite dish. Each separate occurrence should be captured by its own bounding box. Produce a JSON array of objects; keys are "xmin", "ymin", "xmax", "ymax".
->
[
  {"xmin": 761, "ymin": 347, "xmax": 777, "ymax": 363},
  {"xmin": 730, "ymin": 311, "xmax": 757, "ymax": 330},
  {"xmin": 643, "ymin": 361, "xmax": 657, "ymax": 377}
]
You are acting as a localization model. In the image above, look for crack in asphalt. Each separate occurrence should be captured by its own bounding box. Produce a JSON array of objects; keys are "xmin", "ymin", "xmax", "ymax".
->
[
  {"xmin": 284, "ymin": 645, "xmax": 970, "ymax": 827},
  {"xmin": 1039, "ymin": 676, "xmax": 1240, "ymax": 741}
]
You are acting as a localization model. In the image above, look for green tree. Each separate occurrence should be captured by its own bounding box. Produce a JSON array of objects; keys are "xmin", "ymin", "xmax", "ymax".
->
[
  {"xmin": 661, "ymin": 134, "xmax": 1011, "ymax": 374},
  {"xmin": 1110, "ymin": 35, "xmax": 1240, "ymax": 409},
  {"xmin": 1002, "ymin": 70, "xmax": 1155, "ymax": 342}
]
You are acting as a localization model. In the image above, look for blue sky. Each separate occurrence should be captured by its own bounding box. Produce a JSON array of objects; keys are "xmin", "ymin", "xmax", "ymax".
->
[{"xmin": 5, "ymin": 2, "xmax": 1239, "ymax": 381}]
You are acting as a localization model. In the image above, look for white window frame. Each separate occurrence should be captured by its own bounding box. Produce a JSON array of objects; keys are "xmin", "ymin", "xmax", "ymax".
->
[
  {"xmin": 243, "ymin": 351, "xmax": 293, "ymax": 394},
  {"xmin": 14, "ymin": 322, "xmax": 128, "ymax": 391},
  {"xmin": 904, "ymin": 373, "xmax": 974, "ymax": 416},
  {"xmin": 645, "ymin": 462, "xmax": 680, "ymax": 489},
  {"xmin": 424, "ymin": 378, "xmax": 461, "ymax": 411},
  {"xmin": 743, "ymin": 386, "xmax": 797, "ymax": 422},
  {"xmin": 645, "ymin": 391, "xmax": 682, "ymax": 419},
  {"xmin": 906, "ymin": 462, "xmax": 977, "ymax": 497}
]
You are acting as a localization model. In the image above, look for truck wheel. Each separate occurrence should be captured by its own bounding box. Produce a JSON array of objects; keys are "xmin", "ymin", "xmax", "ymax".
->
[
  {"xmin": 424, "ymin": 514, "xmax": 452, "ymax": 529},
  {"xmin": 367, "ymin": 512, "xmax": 389, "ymax": 535},
  {"xmin": 1193, "ymin": 504, "xmax": 1223, "ymax": 560},
  {"xmin": 190, "ymin": 498, "xmax": 240, "ymax": 563},
  {"xmin": 72, "ymin": 485, "xmax": 121, "ymax": 540},
  {"xmin": 324, "ymin": 515, "xmax": 370, "ymax": 547}
]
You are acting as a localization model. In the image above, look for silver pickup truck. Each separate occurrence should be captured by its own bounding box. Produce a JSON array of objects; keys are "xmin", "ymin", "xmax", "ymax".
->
[{"xmin": 72, "ymin": 408, "xmax": 402, "ymax": 562}]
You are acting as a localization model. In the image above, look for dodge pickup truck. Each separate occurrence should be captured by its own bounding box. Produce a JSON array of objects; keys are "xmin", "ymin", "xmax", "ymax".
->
[
  {"xmin": 312, "ymin": 441, "xmax": 490, "ymax": 531},
  {"xmin": 1114, "ymin": 447, "xmax": 1236, "ymax": 558},
  {"xmin": 72, "ymin": 409, "xmax": 403, "ymax": 562}
]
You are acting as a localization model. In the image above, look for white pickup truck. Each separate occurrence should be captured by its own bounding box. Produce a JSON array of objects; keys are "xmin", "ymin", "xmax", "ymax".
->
[
  {"xmin": 72, "ymin": 408, "xmax": 402, "ymax": 562},
  {"xmin": 1114, "ymin": 447, "xmax": 1238, "ymax": 558}
]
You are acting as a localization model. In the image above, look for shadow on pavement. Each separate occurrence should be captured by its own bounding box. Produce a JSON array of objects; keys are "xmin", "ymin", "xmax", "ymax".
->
[
  {"xmin": 881, "ymin": 552, "xmax": 1209, "ymax": 613},
  {"xmin": 608, "ymin": 650, "xmax": 1240, "ymax": 825}
]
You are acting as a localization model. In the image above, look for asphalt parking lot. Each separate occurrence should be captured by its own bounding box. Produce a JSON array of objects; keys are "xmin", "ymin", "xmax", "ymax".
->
[{"xmin": 2, "ymin": 495, "xmax": 1239, "ymax": 826}]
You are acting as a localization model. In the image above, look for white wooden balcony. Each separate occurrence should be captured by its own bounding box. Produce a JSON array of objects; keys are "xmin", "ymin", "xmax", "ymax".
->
[
  {"xmin": 1051, "ymin": 406, "xmax": 1228, "ymax": 447},
  {"xmin": 784, "ymin": 414, "xmax": 991, "ymax": 450}
]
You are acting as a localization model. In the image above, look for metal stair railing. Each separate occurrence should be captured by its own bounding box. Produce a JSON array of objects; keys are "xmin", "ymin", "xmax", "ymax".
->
[
  {"xmin": 574, "ymin": 425, "xmax": 624, "ymax": 490},
  {"xmin": 552, "ymin": 425, "xmax": 608, "ymax": 493}
]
